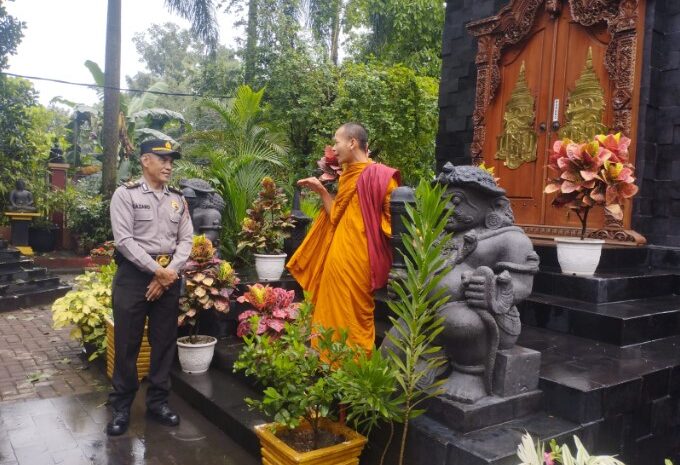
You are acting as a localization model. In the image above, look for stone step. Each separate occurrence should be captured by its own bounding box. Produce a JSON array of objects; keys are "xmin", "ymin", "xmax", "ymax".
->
[
  {"xmin": 369, "ymin": 412, "xmax": 588, "ymax": 465},
  {"xmin": 534, "ymin": 243, "xmax": 650, "ymax": 272},
  {"xmin": 0, "ymin": 267, "xmax": 48, "ymax": 283},
  {"xmin": 0, "ymin": 248, "xmax": 21, "ymax": 261},
  {"xmin": 520, "ymin": 293, "xmax": 680, "ymax": 346},
  {"xmin": 0, "ymin": 258, "xmax": 34, "ymax": 273},
  {"xmin": 533, "ymin": 269, "xmax": 679, "ymax": 304},
  {"xmin": 0, "ymin": 276, "xmax": 62, "ymax": 297},
  {"xmin": 0, "ymin": 284, "xmax": 70, "ymax": 311},
  {"xmin": 518, "ymin": 327, "xmax": 680, "ymax": 437},
  {"xmin": 170, "ymin": 365, "xmax": 265, "ymax": 459}
]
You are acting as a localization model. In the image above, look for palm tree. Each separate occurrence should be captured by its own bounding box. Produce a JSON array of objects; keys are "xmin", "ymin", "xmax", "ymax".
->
[
  {"xmin": 101, "ymin": 0, "xmax": 219, "ymax": 198},
  {"xmin": 175, "ymin": 85, "xmax": 287, "ymax": 259}
]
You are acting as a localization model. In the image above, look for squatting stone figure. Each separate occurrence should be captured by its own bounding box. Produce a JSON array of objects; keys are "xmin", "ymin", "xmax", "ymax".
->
[{"xmin": 386, "ymin": 164, "xmax": 539, "ymax": 404}]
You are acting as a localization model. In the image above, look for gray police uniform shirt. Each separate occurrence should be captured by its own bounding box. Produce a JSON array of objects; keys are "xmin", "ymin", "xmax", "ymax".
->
[{"xmin": 110, "ymin": 177, "xmax": 194, "ymax": 274}]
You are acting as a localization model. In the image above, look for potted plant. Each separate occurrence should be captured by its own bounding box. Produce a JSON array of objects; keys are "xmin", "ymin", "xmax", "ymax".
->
[
  {"xmin": 52, "ymin": 262, "xmax": 116, "ymax": 362},
  {"xmin": 544, "ymin": 132, "xmax": 639, "ymax": 276},
  {"xmin": 238, "ymin": 177, "xmax": 295, "ymax": 281},
  {"xmin": 234, "ymin": 301, "xmax": 399, "ymax": 465},
  {"xmin": 235, "ymin": 283, "xmax": 299, "ymax": 337},
  {"xmin": 177, "ymin": 235, "xmax": 239, "ymax": 374}
]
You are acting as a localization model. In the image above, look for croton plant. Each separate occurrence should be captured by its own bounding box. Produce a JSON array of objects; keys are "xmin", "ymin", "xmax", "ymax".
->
[
  {"xmin": 544, "ymin": 132, "xmax": 639, "ymax": 239},
  {"xmin": 317, "ymin": 145, "xmax": 342, "ymax": 183},
  {"xmin": 179, "ymin": 235, "xmax": 239, "ymax": 343},
  {"xmin": 236, "ymin": 283, "xmax": 299, "ymax": 337}
]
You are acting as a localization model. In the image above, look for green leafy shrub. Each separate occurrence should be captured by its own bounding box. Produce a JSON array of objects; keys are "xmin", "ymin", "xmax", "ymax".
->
[
  {"xmin": 51, "ymin": 263, "xmax": 116, "ymax": 360},
  {"xmin": 234, "ymin": 299, "xmax": 399, "ymax": 450}
]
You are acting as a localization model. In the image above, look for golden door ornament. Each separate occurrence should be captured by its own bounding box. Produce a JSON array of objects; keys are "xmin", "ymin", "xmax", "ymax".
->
[
  {"xmin": 495, "ymin": 62, "xmax": 538, "ymax": 169},
  {"xmin": 559, "ymin": 48, "xmax": 608, "ymax": 142}
]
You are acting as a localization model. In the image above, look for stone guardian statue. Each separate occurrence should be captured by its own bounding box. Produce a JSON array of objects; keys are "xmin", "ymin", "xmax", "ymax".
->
[{"xmin": 385, "ymin": 163, "xmax": 539, "ymax": 404}]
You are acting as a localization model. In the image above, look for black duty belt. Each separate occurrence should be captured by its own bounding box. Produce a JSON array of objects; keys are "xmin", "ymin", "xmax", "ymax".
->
[{"xmin": 114, "ymin": 251, "xmax": 173, "ymax": 268}]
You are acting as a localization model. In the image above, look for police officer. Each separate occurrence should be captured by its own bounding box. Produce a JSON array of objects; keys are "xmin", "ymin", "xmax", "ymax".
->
[{"xmin": 107, "ymin": 139, "xmax": 193, "ymax": 436}]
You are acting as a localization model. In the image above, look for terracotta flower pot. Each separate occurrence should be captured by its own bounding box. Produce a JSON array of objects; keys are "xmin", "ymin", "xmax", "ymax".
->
[{"xmin": 254, "ymin": 418, "xmax": 367, "ymax": 465}]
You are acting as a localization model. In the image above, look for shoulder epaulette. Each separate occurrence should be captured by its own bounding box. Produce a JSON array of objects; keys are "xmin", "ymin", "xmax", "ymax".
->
[
  {"xmin": 123, "ymin": 181, "xmax": 141, "ymax": 189},
  {"xmin": 168, "ymin": 186, "xmax": 183, "ymax": 195}
]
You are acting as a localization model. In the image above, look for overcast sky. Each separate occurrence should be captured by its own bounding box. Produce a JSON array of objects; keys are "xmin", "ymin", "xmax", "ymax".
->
[{"xmin": 5, "ymin": 0, "xmax": 241, "ymax": 106}]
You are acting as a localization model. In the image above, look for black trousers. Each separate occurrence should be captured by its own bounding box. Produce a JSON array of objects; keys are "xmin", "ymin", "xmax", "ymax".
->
[{"xmin": 108, "ymin": 258, "xmax": 179, "ymax": 412}]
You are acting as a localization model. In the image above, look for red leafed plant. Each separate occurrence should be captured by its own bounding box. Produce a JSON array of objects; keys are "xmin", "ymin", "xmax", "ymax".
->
[
  {"xmin": 544, "ymin": 132, "xmax": 638, "ymax": 239},
  {"xmin": 180, "ymin": 235, "xmax": 240, "ymax": 343},
  {"xmin": 236, "ymin": 283, "xmax": 299, "ymax": 337},
  {"xmin": 317, "ymin": 145, "xmax": 342, "ymax": 183}
]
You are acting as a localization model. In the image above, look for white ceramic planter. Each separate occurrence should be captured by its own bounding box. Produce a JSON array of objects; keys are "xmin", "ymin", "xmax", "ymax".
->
[
  {"xmin": 177, "ymin": 335, "xmax": 217, "ymax": 374},
  {"xmin": 554, "ymin": 237, "xmax": 605, "ymax": 276},
  {"xmin": 254, "ymin": 253, "xmax": 287, "ymax": 281}
]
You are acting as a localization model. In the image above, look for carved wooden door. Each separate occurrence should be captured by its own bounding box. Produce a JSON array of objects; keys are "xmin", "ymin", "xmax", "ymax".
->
[{"xmin": 469, "ymin": 0, "xmax": 644, "ymax": 240}]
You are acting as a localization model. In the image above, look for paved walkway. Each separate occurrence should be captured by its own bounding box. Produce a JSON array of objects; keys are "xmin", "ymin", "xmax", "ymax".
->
[
  {"xmin": 0, "ymin": 274, "xmax": 259, "ymax": 465},
  {"xmin": 0, "ymin": 302, "xmax": 108, "ymax": 403}
]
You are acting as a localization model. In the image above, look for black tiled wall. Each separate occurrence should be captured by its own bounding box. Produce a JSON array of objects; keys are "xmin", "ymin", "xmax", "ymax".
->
[
  {"xmin": 435, "ymin": 0, "xmax": 507, "ymax": 170},
  {"xmin": 633, "ymin": 0, "xmax": 680, "ymax": 246}
]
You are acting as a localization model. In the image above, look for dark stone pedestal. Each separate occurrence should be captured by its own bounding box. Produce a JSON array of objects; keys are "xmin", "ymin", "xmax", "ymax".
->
[
  {"xmin": 4, "ymin": 212, "xmax": 40, "ymax": 255},
  {"xmin": 493, "ymin": 346, "xmax": 541, "ymax": 397},
  {"xmin": 425, "ymin": 389, "xmax": 543, "ymax": 433}
]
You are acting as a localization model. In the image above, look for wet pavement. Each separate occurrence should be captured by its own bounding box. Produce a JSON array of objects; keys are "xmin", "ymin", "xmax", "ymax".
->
[
  {"xmin": 0, "ymin": 273, "xmax": 260, "ymax": 465},
  {"xmin": 0, "ymin": 387, "xmax": 259, "ymax": 465}
]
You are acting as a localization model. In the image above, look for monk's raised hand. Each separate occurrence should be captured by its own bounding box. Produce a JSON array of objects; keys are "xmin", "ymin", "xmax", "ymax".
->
[{"xmin": 297, "ymin": 177, "xmax": 327, "ymax": 195}]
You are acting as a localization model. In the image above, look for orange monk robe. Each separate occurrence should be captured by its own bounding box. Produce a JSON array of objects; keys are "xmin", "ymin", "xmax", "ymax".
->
[{"xmin": 287, "ymin": 161, "xmax": 398, "ymax": 351}]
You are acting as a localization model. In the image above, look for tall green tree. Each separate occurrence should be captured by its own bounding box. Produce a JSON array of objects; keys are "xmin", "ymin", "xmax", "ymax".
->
[
  {"xmin": 228, "ymin": 0, "xmax": 303, "ymax": 87},
  {"xmin": 304, "ymin": 0, "xmax": 343, "ymax": 64},
  {"xmin": 101, "ymin": 0, "xmax": 220, "ymax": 197},
  {"xmin": 0, "ymin": 1, "xmax": 23, "ymax": 70},
  {"xmin": 0, "ymin": 4, "xmax": 35, "ymax": 210},
  {"xmin": 345, "ymin": 0, "xmax": 445, "ymax": 77}
]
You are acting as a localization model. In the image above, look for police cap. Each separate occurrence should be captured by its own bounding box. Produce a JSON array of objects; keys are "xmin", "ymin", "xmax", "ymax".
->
[{"xmin": 139, "ymin": 139, "xmax": 181, "ymax": 159}]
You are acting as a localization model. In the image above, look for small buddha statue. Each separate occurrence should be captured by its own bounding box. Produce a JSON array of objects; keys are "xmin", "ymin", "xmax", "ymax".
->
[{"xmin": 8, "ymin": 180, "xmax": 37, "ymax": 212}]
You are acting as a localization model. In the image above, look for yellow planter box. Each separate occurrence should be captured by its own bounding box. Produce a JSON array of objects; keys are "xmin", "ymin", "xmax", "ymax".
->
[
  {"xmin": 254, "ymin": 418, "xmax": 367, "ymax": 465},
  {"xmin": 105, "ymin": 316, "xmax": 151, "ymax": 381}
]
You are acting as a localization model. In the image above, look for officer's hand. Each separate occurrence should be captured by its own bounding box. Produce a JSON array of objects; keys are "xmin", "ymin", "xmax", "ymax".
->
[
  {"xmin": 146, "ymin": 278, "xmax": 165, "ymax": 301},
  {"xmin": 297, "ymin": 177, "xmax": 327, "ymax": 196},
  {"xmin": 154, "ymin": 267, "xmax": 179, "ymax": 288}
]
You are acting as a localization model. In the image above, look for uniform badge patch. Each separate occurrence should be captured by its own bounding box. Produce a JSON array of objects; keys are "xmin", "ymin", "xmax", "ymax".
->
[{"xmin": 171, "ymin": 200, "xmax": 179, "ymax": 210}]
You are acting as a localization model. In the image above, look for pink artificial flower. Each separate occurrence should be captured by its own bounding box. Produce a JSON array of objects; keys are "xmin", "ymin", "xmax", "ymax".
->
[{"xmin": 544, "ymin": 452, "xmax": 554, "ymax": 465}]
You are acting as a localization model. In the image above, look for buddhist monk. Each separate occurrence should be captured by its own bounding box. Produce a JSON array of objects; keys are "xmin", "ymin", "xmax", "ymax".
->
[{"xmin": 287, "ymin": 123, "xmax": 400, "ymax": 352}]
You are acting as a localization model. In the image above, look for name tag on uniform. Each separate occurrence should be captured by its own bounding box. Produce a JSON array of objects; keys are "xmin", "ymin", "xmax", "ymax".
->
[{"xmin": 133, "ymin": 203, "xmax": 151, "ymax": 209}]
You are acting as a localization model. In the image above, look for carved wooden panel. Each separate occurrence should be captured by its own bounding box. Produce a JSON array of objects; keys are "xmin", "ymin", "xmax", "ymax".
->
[
  {"xmin": 467, "ymin": 0, "xmax": 639, "ymax": 163},
  {"xmin": 466, "ymin": 0, "xmax": 645, "ymax": 244}
]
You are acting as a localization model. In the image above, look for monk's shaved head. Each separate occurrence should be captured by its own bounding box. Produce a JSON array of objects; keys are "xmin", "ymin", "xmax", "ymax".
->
[{"xmin": 338, "ymin": 122, "xmax": 368, "ymax": 152}]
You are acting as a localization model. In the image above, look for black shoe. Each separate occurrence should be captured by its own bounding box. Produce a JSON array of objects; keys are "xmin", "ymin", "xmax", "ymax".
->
[
  {"xmin": 106, "ymin": 409, "xmax": 130, "ymax": 436},
  {"xmin": 146, "ymin": 404, "xmax": 180, "ymax": 426}
]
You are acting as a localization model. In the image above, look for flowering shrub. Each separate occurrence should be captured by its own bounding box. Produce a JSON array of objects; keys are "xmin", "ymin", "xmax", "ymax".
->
[
  {"xmin": 236, "ymin": 283, "xmax": 299, "ymax": 337},
  {"xmin": 89, "ymin": 240, "xmax": 115, "ymax": 258},
  {"xmin": 516, "ymin": 432, "xmax": 624, "ymax": 465},
  {"xmin": 317, "ymin": 145, "xmax": 342, "ymax": 183},
  {"xmin": 238, "ymin": 177, "xmax": 295, "ymax": 255},
  {"xmin": 544, "ymin": 132, "xmax": 638, "ymax": 239},
  {"xmin": 179, "ymin": 235, "xmax": 239, "ymax": 342}
]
